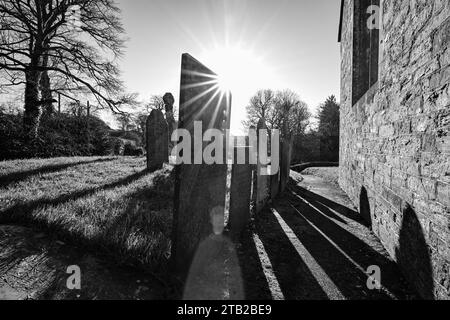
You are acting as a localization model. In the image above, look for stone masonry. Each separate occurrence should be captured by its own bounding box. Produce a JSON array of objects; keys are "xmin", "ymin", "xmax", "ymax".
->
[{"xmin": 339, "ymin": 0, "xmax": 449, "ymax": 299}]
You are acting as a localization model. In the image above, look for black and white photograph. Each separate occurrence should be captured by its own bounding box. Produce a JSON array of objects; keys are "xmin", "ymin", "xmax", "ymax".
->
[{"xmin": 0, "ymin": 0, "xmax": 449, "ymax": 308}]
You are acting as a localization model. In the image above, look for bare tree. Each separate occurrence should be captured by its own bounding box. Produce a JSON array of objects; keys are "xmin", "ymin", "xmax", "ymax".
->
[
  {"xmin": 146, "ymin": 95, "xmax": 165, "ymax": 113},
  {"xmin": 135, "ymin": 112, "xmax": 147, "ymax": 133},
  {"xmin": 274, "ymin": 89, "xmax": 310, "ymax": 138},
  {"xmin": 242, "ymin": 89, "xmax": 276, "ymax": 129},
  {"xmin": 244, "ymin": 89, "xmax": 310, "ymax": 138},
  {"xmin": 67, "ymin": 100, "xmax": 84, "ymax": 117},
  {"xmin": 0, "ymin": 0, "xmax": 126, "ymax": 141},
  {"xmin": 115, "ymin": 112, "xmax": 132, "ymax": 131}
]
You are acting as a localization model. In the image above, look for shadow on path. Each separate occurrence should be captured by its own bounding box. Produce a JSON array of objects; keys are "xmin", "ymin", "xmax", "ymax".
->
[
  {"xmin": 236, "ymin": 174, "xmax": 419, "ymax": 300},
  {"xmin": 288, "ymin": 181, "xmax": 366, "ymax": 226},
  {"xmin": 252, "ymin": 209, "xmax": 332, "ymax": 300},
  {"xmin": 285, "ymin": 184, "xmax": 417, "ymax": 299},
  {"xmin": 236, "ymin": 229, "xmax": 273, "ymax": 300}
]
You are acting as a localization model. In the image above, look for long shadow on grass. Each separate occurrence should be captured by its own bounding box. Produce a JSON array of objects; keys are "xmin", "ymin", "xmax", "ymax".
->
[
  {"xmin": 98, "ymin": 171, "xmax": 174, "ymax": 268},
  {"xmin": 0, "ymin": 169, "xmax": 149, "ymax": 224},
  {"xmin": 0, "ymin": 225, "xmax": 169, "ymax": 300},
  {"xmin": 0, "ymin": 157, "xmax": 117, "ymax": 187},
  {"xmin": 0, "ymin": 168, "xmax": 175, "ymax": 298}
]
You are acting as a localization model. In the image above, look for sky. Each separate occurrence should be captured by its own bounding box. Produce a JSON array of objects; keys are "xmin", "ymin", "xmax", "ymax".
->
[{"xmin": 116, "ymin": 0, "xmax": 342, "ymax": 134}]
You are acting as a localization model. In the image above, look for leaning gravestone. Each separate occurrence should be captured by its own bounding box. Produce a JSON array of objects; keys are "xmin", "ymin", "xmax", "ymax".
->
[
  {"xmin": 146, "ymin": 109, "xmax": 169, "ymax": 171},
  {"xmin": 171, "ymin": 53, "xmax": 231, "ymax": 273},
  {"xmin": 255, "ymin": 118, "xmax": 270, "ymax": 213},
  {"xmin": 229, "ymin": 144, "xmax": 252, "ymax": 239}
]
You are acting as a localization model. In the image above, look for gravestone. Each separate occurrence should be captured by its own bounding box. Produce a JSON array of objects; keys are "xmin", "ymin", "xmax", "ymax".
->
[
  {"xmin": 270, "ymin": 130, "xmax": 280, "ymax": 200},
  {"xmin": 146, "ymin": 109, "xmax": 168, "ymax": 171},
  {"xmin": 255, "ymin": 118, "xmax": 270, "ymax": 213},
  {"xmin": 279, "ymin": 137, "xmax": 293, "ymax": 193},
  {"xmin": 171, "ymin": 53, "xmax": 231, "ymax": 273},
  {"xmin": 270, "ymin": 169, "xmax": 280, "ymax": 200},
  {"xmin": 270, "ymin": 128, "xmax": 280, "ymax": 200},
  {"xmin": 229, "ymin": 145, "xmax": 252, "ymax": 239},
  {"xmin": 163, "ymin": 92, "xmax": 177, "ymax": 153},
  {"xmin": 250, "ymin": 125, "xmax": 258, "ymax": 208}
]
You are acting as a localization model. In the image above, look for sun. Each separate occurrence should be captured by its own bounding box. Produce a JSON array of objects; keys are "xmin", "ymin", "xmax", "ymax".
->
[
  {"xmin": 201, "ymin": 45, "xmax": 270, "ymax": 93},
  {"xmin": 200, "ymin": 45, "xmax": 276, "ymax": 135}
]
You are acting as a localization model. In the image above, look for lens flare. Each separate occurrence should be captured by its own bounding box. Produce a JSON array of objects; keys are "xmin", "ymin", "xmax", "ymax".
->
[{"xmin": 201, "ymin": 45, "xmax": 270, "ymax": 94}]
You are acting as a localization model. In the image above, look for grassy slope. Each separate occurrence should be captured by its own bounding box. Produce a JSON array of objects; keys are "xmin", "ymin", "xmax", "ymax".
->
[
  {"xmin": 301, "ymin": 167, "xmax": 340, "ymax": 187},
  {"xmin": 0, "ymin": 156, "xmax": 174, "ymax": 271}
]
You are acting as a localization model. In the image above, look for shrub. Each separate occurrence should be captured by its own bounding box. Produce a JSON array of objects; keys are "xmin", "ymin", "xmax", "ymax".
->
[
  {"xmin": 134, "ymin": 147, "xmax": 144, "ymax": 156},
  {"xmin": 0, "ymin": 113, "xmax": 26, "ymax": 160},
  {"xmin": 123, "ymin": 142, "xmax": 144, "ymax": 156},
  {"xmin": 0, "ymin": 113, "xmax": 116, "ymax": 160},
  {"xmin": 112, "ymin": 138, "xmax": 125, "ymax": 156}
]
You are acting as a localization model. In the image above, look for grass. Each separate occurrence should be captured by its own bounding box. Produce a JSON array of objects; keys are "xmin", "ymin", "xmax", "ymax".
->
[
  {"xmin": 0, "ymin": 156, "xmax": 174, "ymax": 271},
  {"xmin": 302, "ymin": 167, "xmax": 340, "ymax": 187}
]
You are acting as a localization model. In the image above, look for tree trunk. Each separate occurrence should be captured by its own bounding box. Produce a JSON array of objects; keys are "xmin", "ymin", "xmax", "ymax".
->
[
  {"xmin": 40, "ymin": 71, "xmax": 53, "ymax": 116},
  {"xmin": 40, "ymin": 53, "xmax": 54, "ymax": 117},
  {"xmin": 23, "ymin": 68, "xmax": 42, "ymax": 142}
]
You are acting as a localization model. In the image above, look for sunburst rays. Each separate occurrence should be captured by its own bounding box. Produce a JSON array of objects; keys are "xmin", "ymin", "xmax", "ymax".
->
[
  {"xmin": 169, "ymin": 0, "xmax": 286, "ymax": 135},
  {"xmin": 180, "ymin": 64, "xmax": 232, "ymax": 133}
]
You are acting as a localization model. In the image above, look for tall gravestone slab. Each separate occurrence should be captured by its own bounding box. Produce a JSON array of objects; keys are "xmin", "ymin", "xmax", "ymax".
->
[
  {"xmin": 171, "ymin": 54, "xmax": 231, "ymax": 273},
  {"xmin": 279, "ymin": 137, "xmax": 293, "ymax": 193},
  {"xmin": 279, "ymin": 139, "xmax": 288, "ymax": 193},
  {"xmin": 249, "ymin": 126, "xmax": 258, "ymax": 208},
  {"xmin": 270, "ymin": 170, "xmax": 280, "ymax": 200},
  {"xmin": 146, "ymin": 109, "xmax": 169, "ymax": 171},
  {"xmin": 270, "ymin": 128, "xmax": 280, "ymax": 200},
  {"xmin": 255, "ymin": 119, "xmax": 270, "ymax": 213},
  {"xmin": 229, "ymin": 145, "xmax": 252, "ymax": 239}
]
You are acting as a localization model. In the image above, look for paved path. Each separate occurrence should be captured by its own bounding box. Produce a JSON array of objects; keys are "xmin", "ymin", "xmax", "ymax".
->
[{"xmin": 237, "ymin": 171, "xmax": 419, "ymax": 300}]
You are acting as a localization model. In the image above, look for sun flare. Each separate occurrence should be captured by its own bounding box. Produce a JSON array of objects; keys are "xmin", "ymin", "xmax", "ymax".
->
[
  {"xmin": 201, "ymin": 45, "xmax": 271, "ymax": 93},
  {"xmin": 200, "ymin": 45, "xmax": 277, "ymax": 134}
]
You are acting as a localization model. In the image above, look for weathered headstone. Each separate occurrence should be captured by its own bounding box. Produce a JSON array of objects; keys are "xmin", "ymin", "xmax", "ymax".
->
[
  {"xmin": 270, "ymin": 128, "xmax": 280, "ymax": 200},
  {"xmin": 270, "ymin": 166, "xmax": 280, "ymax": 200},
  {"xmin": 250, "ymin": 125, "xmax": 258, "ymax": 208},
  {"xmin": 171, "ymin": 53, "xmax": 231, "ymax": 273},
  {"xmin": 146, "ymin": 109, "xmax": 169, "ymax": 171},
  {"xmin": 255, "ymin": 118, "xmax": 270, "ymax": 213},
  {"xmin": 163, "ymin": 92, "xmax": 177, "ymax": 153},
  {"xmin": 229, "ymin": 145, "xmax": 252, "ymax": 238},
  {"xmin": 279, "ymin": 137, "xmax": 293, "ymax": 193},
  {"xmin": 279, "ymin": 139, "xmax": 287, "ymax": 193}
]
